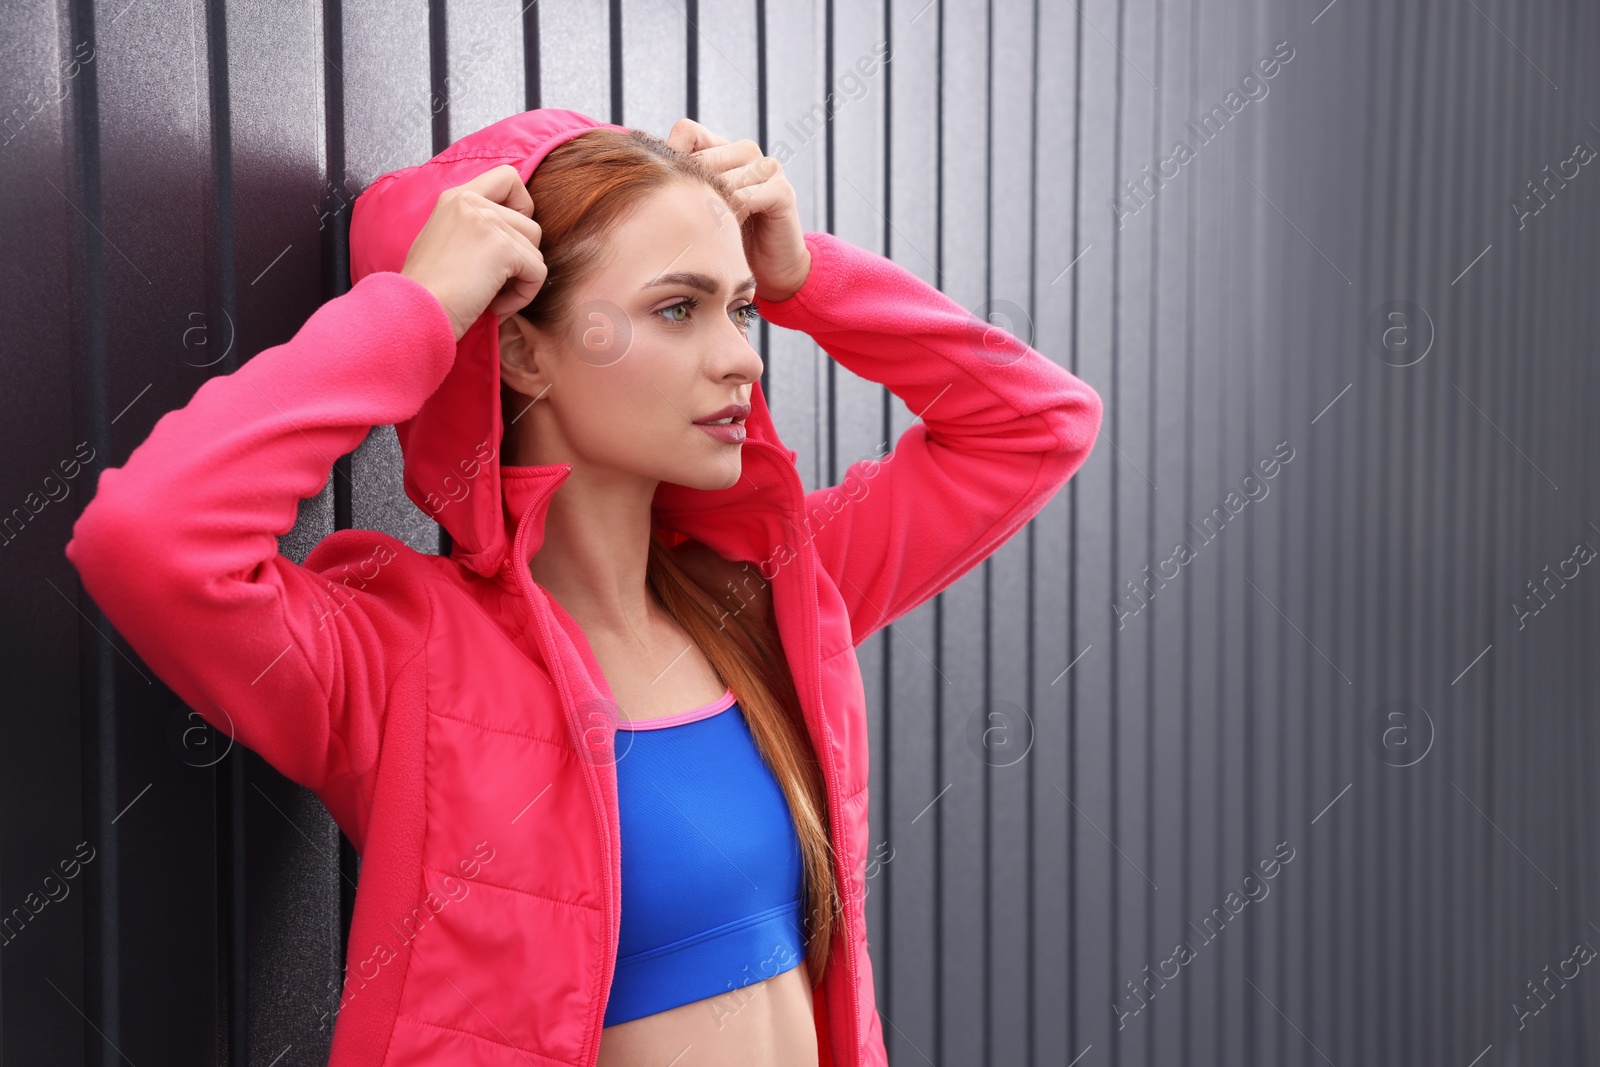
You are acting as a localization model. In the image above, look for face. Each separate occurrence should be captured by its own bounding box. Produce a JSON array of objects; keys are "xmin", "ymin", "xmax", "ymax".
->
[{"xmin": 499, "ymin": 180, "xmax": 764, "ymax": 492}]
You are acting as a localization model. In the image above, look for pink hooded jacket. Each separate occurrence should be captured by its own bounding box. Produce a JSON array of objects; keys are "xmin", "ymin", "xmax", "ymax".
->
[{"xmin": 64, "ymin": 108, "xmax": 1103, "ymax": 1066}]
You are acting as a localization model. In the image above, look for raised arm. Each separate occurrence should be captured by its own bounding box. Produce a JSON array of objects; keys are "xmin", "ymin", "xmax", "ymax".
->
[
  {"xmin": 64, "ymin": 270, "xmax": 458, "ymax": 830},
  {"xmin": 756, "ymin": 230, "xmax": 1103, "ymax": 648},
  {"xmin": 66, "ymin": 167, "xmax": 545, "ymax": 836}
]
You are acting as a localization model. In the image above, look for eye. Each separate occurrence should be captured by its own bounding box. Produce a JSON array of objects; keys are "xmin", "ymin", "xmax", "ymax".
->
[
  {"xmin": 734, "ymin": 300, "xmax": 762, "ymax": 329},
  {"xmin": 656, "ymin": 296, "xmax": 764, "ymax": 330},
  {"xmin": 657, "ymin": 296, "xmax": 698, "ymax": 324}
]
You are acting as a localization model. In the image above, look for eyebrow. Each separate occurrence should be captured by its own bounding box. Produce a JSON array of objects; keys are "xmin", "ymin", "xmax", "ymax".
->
[{"xmin": 640, "ymin": 270, "xmax": 759, "ymax": 296}]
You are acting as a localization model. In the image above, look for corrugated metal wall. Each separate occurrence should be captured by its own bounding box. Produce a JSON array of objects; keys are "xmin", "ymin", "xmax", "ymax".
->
[{"xmin": 6, "ymin": 0, "xmax": 1598, "ymax": 1064}]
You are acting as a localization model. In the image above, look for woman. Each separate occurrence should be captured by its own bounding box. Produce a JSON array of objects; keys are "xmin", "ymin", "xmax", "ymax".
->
[{"xmin": 65, "ymin": 108, "xmax": 1102, "ymax": 1067}]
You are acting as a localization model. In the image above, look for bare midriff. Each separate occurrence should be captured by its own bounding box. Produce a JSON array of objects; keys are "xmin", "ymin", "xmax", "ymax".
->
[{"xmin": 596, "ymin": 963, "xmax": 818, "ymax": 1067}]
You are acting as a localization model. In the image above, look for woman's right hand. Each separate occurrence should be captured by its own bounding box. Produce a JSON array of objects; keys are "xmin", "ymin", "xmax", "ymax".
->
[{"xmin": 400, "ymin": 164, "xmax": 547, "ymax": 342}]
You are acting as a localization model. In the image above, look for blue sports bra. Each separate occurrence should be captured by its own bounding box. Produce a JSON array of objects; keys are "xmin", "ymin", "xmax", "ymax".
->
[{"xmin": 602, "ymin": 687, "xmax": 807, "ymax": 1027}]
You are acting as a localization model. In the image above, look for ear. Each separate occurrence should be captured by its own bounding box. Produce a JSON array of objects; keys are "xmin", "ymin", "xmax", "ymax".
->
[{"xmin": 498, "ymin": 312, "xmax": 553, "ymax": 397}]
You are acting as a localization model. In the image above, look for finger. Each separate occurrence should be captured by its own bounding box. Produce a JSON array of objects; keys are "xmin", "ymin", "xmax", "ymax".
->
[
  {"xmin": 488, "ymin": 268, "xmax": 544, "ymax": 320},
  {"xmin": 729, "ymin": 181, "xmax": 771, "ymax": 223},
  {"xmin": 487, "ymin": 235, "xmax": 548, "ymax": 319},
  {"xmin": 462, "ymin": 163, "xmax": 534, "ymax": 217},
  {"xmin": 667, "ymin": 117, "xmax": 727, "ymax": 153},
  {"xmin": 688, "ymin": 139, "xmax": 765, "ymax": 178},
  {"xmin": 453, "ymin": 193, "xmax": 547, "ymax": 315},
  {"xmin": 452, "ymin": 190, "xmax": 543, "ymax": 253},
  {"xmin": 729, "ymin": 179, "xmax": 787, "ymax": 224},
  {"xmin": 666, "ymin": 117, "xmax": 729, "ymax": 155},
  {"xmin": 482, "ymin": 198, "xmax": 542, "ymax": 249},
  {"xmin": 448, "ymin": 194, "xmax": 543, "ymax": 292},
  {"xmin": 486, "ymin": 208, "xmax": 546, "ymax": 289},
  {"xmin": 719, "ymin": 152, "xmax": 782, "ymax": 192}
]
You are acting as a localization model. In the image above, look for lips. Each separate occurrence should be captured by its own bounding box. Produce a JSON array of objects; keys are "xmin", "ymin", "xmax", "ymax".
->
[{"xmin": 692, "ymin": 401, "xmax": 752, "ymax": 426}]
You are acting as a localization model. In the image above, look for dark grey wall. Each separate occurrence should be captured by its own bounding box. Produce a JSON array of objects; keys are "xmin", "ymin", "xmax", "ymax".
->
[{"xmin": 5, "ymin": 1, "xmax": 1597, "ymax": 1065}]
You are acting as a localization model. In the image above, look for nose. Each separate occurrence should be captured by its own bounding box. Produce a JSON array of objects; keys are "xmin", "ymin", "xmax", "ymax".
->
[{"xmin": 711, "ymin": 314, "xmax": 764, "ymax": 385}]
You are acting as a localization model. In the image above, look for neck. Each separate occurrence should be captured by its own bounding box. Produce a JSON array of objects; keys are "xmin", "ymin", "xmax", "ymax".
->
[{"xmin": 525, "ymin": 463, "xmax": 660, "ymax": 642}]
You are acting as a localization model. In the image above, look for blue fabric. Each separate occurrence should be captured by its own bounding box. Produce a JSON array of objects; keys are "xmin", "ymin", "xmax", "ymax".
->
[{"xmin": 603, "ymin": 697, "xmax": 807, "ymax": 1026}]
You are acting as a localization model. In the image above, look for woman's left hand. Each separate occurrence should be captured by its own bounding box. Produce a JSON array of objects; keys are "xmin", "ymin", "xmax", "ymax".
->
[{"xmin": 666, "ymin": 118, "xmax": 811, "ymax": 302}]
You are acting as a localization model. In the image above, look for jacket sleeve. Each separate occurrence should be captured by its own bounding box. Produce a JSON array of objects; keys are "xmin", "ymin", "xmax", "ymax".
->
[
  {"xmin": 756, "ymin": 230, "xmax": 1104, "ymax": 648},
  {"xmin": 64, "ymin": 271, "xmax": 458, "ymax": 801}
]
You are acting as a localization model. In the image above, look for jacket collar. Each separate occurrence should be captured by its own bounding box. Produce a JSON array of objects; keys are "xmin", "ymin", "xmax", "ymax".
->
[{"xmin": 494, "ymin": 375, "xmax": 806, "ymax": 589}]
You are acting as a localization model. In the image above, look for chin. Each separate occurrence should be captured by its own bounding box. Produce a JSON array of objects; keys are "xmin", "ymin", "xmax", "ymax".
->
[{"xmin": 676, "ymin": 457, "xmax": 744, "ymax": 492}]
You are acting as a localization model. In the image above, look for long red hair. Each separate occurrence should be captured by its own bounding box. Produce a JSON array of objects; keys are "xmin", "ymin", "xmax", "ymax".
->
[{"xmin": 502, "ymin": 127, "xmax": 841, "ymax": 987}]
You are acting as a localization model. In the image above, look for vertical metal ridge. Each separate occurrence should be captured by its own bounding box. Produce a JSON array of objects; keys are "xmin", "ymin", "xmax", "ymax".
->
[
  {"xmin": 62, "ymin": 0, "xmax": 114, "ymax": 1059},
  {"xmin": 428, "ymin": 0, "xmax": 449, "ymax": 149},
  {"xmin": 1180, "ymin": 1, "xmax": 1200, "ymax": 1057},
  {"xmin": 608, "ymin": 0, "xmax": 623, "ymax": 125},
  {"xmin": 1105, "ymin": 0, "xmax": 1124, "ymax": 1057},
  {"xmin": 685, "ymin": 0, "xmax": 698, "ymax": 119},
  {"xmin": 877, "ymin": 0, "xmax": 896, "ymax": 1037},
  {"xmin": 1067, "ymin": 0, "xmax": 1085, "ymax": 1056},
  {"xmin": 201, "ymin": 0, "xmax": 245, "ymax": 1052},
  {"xmin": 1022, "ymin": 2, "xmax": 1041, "ymax": 1062},
  {"xmin": 1142, "ymin": 0, "xmax": 1167, "ymax": 1061},
  {"xmin": 522, "ymin": 0, "xmax": 541, "ymax": 109},
  {"xmin": 981, "ymin": 0, "xmax": 994, "ymax": 1060}
]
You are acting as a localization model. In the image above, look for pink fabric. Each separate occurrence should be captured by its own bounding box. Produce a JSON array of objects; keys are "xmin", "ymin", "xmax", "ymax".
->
[
  {"xmin": 615, "ymin": 688, "xmax": 738, "ymax": 731},
  {"xmin": 64, "ymin": 108, "xmax": 1103, "ymax": 1067}
]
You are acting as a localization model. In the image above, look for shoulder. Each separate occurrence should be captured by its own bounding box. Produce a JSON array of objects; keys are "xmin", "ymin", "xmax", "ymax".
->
[
  {"xmin": 300, "ymin": 528, "xmax": 442, "ymax": 617},
  {"xmin": 303, "ymin": 527, "xmax": 414, "ymax": 572}
]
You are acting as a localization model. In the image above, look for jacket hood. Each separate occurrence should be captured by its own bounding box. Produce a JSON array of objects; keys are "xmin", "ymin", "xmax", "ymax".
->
[{"xmin": 349, "ymin": 108, "xmax": 800, "ymax": 584}]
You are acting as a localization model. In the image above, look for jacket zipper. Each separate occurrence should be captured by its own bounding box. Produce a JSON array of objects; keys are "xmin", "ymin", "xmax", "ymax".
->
[
  {"xmin": 506, "ymin": 467, "xmax": 618, "ymax": 1067},
  {"xmin": 786, "ymin": 461, "xmax": 863, "ymax": 1067}
]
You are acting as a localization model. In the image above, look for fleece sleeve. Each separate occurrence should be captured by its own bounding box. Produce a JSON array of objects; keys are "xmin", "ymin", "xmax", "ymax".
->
[
  {"xmin": 64, "ymin": 271, "xmax": 459, "ymax": 797},
  {"xmin": 756, "ymin": 230, "xmax": 1104, "ymax": 648}
]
